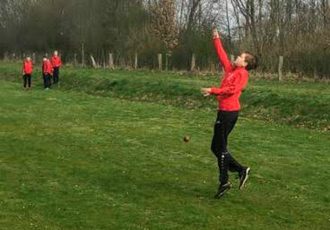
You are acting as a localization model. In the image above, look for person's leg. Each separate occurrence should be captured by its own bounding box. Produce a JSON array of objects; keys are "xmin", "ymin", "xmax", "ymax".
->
[
  {"xmin": 43, "ymin": 74, "xmax": 47, "ymax": 88},
  {"xmin": 228, "ymin": 154, "xmax": 244, "ymax": 172},
  {"xmin": 53, "ymin": 67, "xmax": 58, "ymax": 83},
  {"xmin": 222, "ymin": 112, "xmax": 245, "ymax": 173},
  {"xmin": 45, "ymin": 74, "xmax": 49, "ymax": 88},
  {"xmin": 223, "ymin": 111, "xmax": 238, "ymax": 147},
  {"xmin": 222, "ymin": 112, "xmax": 250, "ymax": 189},
  {"xmin": 47, "ymin": 74, "xmax": 52, "ymax": 88},
  {"xmin": 211, "ymin": 112, "xmax": 227, "ymax": 156},
  {"xmin": 213, "ymin": 111, "xmax": 248, "ymax": 184},
  {"xmin": 53, "ymin": 68, "xmax": 56, "ymax": 83},
  {"xmin": 211, "ymin": 111, "xmax": 232, "ymax": 185},
  {"xmin": 43, "ymin": 74, "xmax": 48, "ymax": 89},
  {"xmin": 56, "ymin": 67, "xmax": 60, "ymax": 83},
  {"xmin": 27, "ymin": 74, "xmax": 31, "ymax": 88},
  {"xmin": 23, "ymin": 75, "xmax": 27, "ymax": 88},
  {"xmin": 212, "ymin": 111, "xmax": 251, "ymax": 197}
]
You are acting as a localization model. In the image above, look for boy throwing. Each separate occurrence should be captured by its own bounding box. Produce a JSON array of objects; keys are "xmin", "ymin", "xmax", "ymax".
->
[{"xmin": 201, "ymin": 27, "xmax": 258, "ymax": 199}]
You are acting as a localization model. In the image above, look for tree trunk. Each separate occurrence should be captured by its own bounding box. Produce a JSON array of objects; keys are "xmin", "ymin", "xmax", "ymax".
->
[
  {"xmin": 187, "ymin": 0, "xmax": 201, "ymax": 31},
  {"xmin": 225, "ymin": 0, "xmax": 232, "ymax": 48}
]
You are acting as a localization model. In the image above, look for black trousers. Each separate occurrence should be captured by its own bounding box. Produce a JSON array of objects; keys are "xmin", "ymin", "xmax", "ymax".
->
[
  {"xmin": 43, "ymin": 74, "xmax": 52, "ymax": 88},
  {"xmin": 23, "ymin": 74, "xmax": 31, "ymax": 88},
  {"xmin": 53, "ymin": 67, "xmax": 59, "ymax": 84},
  {"xmin": 211, "ymin": 111, "xmax": 244, "ymax": 185}
]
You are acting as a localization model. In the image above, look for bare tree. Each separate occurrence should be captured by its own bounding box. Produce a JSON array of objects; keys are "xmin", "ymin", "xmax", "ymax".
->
[{"xmin": 150, "ymin": 0, "xmax": 179, "ymax": 51}]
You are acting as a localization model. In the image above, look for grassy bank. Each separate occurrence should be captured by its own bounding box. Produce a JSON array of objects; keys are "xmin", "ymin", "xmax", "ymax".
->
[{"xmin": 0, "ymin": 61, "xmax": 329, "ymax": 130}]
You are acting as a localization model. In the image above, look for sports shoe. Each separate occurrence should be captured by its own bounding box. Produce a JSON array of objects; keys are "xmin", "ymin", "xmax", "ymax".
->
[
  {"xmin": 239, "ymin": 167, "xmax": 250, "ymax": 190},
  {"xmin": 214, "ymin": 182, "xmax": 232, "ymax": 199}
]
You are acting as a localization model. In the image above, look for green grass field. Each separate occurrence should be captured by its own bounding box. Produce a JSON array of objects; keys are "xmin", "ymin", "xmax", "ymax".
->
[
  {"xmin": 1, "ymin": 64, "xmax": 330, "ymax": 229},
  {"xmin": 1, "ymin": 62, "xmax": 329, "ymax": 130}
]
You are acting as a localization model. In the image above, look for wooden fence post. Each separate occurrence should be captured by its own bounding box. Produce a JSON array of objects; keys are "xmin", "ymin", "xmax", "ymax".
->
[
  {"xmin": 81, "ymin": 42, "xmax": 85, "ymax": 67},
  {"xmin": 109, "ymin": 53, "xmax": 114, "ymax": 69},
  {"xmin": 314, "ymin": 68, "xmax": 319, "ymax": 82},
  {"xmin": 74, "ymin": 53, "xmax": 77, "ymax": 66},
  {"xmin": 158, "ymin": 53, "xmax": 162, "ymax": 71},
  {"xmin": 90, "ymin": 55, "xmax": 97, "ymax": 68},
  {"xmin": 4, "ymin": 52, "xmax": 8, "ymax": 61},
  {"xmin": 278, "ymin": 56, "xmax": 283, "ymax": 81},
  {"xmin": 134, "ymin": 52, "xmax": 138, "ymax": 69},
  {"xmin": 191, "ymin": 53, "xmax": 196, "ymax": 71}
]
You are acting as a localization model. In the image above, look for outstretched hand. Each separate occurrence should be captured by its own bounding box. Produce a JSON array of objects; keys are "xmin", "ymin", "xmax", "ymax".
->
[{"xmin": 201, "ymin": 88, "xmax": 211, "ymax": 97}]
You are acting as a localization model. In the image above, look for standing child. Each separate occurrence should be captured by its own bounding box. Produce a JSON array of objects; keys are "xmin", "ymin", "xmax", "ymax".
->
[
  {"xmin": 42, "ymin": 57, "xmax": 53, "ymax": 90},
  {"xmin": 22, "ymin": 56, "xmax": 33, "ymax": 89},
  {"xmin": 51, "ymin": 50, "xmax": 62, "ymax": 84},
  {"xmin": 201, "ymin": 27, "xmax": 258, "ymax": 199}
]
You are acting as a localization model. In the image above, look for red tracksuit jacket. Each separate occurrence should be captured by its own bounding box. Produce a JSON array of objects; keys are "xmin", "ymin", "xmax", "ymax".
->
[
  {"xmin": 51, "ymin": 55, "xmax": 62, "ymax": 68},
  {"xmin": 43, "ymin": 59, "xmax": 53, "ymax": 74},
  {"xmin": 23, "ymin": 60, "xmax": 33, "ymax": 75},
  {"xmin": 210, "ymin": 37, "xmax": 249, "ymax": 111}
]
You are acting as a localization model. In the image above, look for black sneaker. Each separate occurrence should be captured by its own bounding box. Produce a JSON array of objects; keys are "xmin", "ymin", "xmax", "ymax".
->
[
  {"xmin": 214, "ymin": 182, "xmax": 232, "ymax": 199},
  {"xmin": 239, "ymin": 167, "xmax": 250, "ymax": 190}
]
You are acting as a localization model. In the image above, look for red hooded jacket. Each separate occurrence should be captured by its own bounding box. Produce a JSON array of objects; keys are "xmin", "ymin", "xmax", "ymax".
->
[
  {"xmin": 210, "ymin": 37, "xmax": 249, "ymax": 111},
  {"xmin": 51, "ymin": 55, "xmax": 62, "ymax": 68},
  {"xmin": 42, "ymin": 59, "xmax": 53, "ymax": 74},
  {"xmin": 22, "ymin": 60, "xmax": 33, "ymax": 75}
]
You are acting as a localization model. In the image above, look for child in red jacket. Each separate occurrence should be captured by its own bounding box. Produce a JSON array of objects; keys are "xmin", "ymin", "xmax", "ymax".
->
[
  {"xmin": 42, "ymin": 57, "xmax": 53, "ymax": 90},
  {"xmin": 51, "ymin": 50, "xmax": 62, "ymax": 84},
  {"xmin": 22, "ymin": 56, "xmax": 33, "ymax": 89},
  {"xmin": 201, "ymin": 27, "xmax": 258, "ymax": 199}
]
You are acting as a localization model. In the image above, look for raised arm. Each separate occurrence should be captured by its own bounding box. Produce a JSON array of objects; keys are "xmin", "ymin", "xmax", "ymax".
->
[{"xmin": 212, "ymin": 28, "xmax": 233, "ymax": 73}]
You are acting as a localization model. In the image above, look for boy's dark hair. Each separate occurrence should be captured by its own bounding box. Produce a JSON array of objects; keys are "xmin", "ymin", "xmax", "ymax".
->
[{"xmin": 244, "ymin": 52, "xmax": 258, "ymax": 71}]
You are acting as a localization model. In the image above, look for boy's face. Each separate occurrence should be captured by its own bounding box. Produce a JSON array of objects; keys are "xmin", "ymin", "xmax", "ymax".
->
[
  {"xmin": 54, "ymin": 51, "xmax": 58, "ymax": 56},
  {"xmin": 234, "ymin": 53, "xmax": 248, "ymax": 68},
  {"xmin": 26, "ymin": 57, "xmax": 31, "ymax": 61}
]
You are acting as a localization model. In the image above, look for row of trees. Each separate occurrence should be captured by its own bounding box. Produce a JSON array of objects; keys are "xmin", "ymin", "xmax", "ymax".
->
[{"xmin": 0, "ymin": 0, "xmax": 329, "ymax": 77}]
